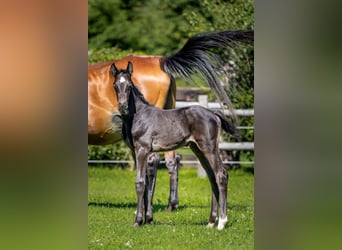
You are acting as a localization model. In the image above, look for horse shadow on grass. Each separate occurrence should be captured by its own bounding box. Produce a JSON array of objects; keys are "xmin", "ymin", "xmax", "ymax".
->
[
  {"xmin": 88, "ymin": 201, "xmax": 137, "ymax": 209},
  {"xmin": 88, "ymin": 201, "xmax": 187, "ymax": 213},
  {"xmin": 88, "ymin": 202, "xmax": 250, "ymax": 212},
  {"xmin": 88, "ymin": 202, "xmax": 252, "ymax": 228}
]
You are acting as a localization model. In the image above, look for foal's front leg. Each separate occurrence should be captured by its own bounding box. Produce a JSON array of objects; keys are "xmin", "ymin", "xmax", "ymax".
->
[
  {"xmin": 146, "ymin": 153, "xmax": 159, "ymax": 223},
  {"xmin": 134, "ymin": 146, "xmax": 148, "ymax": 227}
]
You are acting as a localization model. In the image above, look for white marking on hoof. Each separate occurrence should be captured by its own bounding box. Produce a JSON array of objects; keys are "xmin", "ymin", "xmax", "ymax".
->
[
  {"xmin": 217, "ymin": 216, "xmax": 227, "ymax": 230},
  {"xmin": 206, "ymin": 222, "xmax": 215, "ymax": 228}
]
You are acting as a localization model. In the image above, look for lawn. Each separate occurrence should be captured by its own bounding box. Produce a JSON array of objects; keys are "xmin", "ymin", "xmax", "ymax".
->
[{"xmin": 88, "ymin": 166, "xmax": 254, "ymax": 249}]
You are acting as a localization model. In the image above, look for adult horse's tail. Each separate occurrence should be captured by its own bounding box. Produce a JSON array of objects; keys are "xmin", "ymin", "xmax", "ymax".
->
[{"xmin": 162, "ymin": 30, "xmax": 254, "ymax": 124}]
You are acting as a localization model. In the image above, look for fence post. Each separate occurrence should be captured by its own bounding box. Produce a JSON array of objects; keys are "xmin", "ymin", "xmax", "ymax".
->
[{"xmin": 197, "ymin": 95, "xmax": 208, "ymax": 178}]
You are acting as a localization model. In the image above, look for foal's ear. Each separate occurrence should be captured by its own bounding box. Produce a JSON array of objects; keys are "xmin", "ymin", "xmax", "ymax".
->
[
  {"xmin": 127, "ymin": 61, "xmax": 133, "ymax": 74},
  {"xmin": 110, "ymin": 63, "xmax": 118, "ymax": 76}
]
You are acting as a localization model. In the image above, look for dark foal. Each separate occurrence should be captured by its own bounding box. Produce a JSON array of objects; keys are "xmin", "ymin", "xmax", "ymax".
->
[{"xmin": 111, "ymin": 62, "xmax": 240, "ymax": 230}]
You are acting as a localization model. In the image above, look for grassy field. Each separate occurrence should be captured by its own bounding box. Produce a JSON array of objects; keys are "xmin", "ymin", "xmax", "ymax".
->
[{"xmin": 88, "ymin": 166, "xmax": 254, "ymax": 249}]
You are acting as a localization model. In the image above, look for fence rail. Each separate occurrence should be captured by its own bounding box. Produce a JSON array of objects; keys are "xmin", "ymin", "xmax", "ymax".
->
[
  {"xmin": 176, "ymin": 101, "xmax": 254, "ymax": 116},
  {"xmin": 219, "ymin": 142, "xmax": 254, "ymax": 150}
]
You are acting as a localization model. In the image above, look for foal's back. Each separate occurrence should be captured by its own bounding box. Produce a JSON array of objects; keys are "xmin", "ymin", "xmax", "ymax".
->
[{"xmin": 132, "ymin": 104, "xmax": 221, "ymax": 152}]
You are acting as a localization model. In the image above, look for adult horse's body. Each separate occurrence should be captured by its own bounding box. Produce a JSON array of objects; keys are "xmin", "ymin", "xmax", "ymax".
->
[
  {"xmin": 88, "ymin": 55, "xmax": 174, "ymax": 144},
  {"xmin": 88, "ymin": 30, "xmax": 253, "ymax": 210},
  {"xmin": 111, "ymin": 62, "xmax": 240, "ymax": 230}
]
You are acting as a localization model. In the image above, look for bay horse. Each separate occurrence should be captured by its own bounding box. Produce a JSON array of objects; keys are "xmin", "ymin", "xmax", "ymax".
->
[
  {"xmin": 111, "ymin": 61, "xmax": 240, "ymax": 230},
  {"xmin": 88, "ymin": 30, "xmax": 253, "ymax": 211}
]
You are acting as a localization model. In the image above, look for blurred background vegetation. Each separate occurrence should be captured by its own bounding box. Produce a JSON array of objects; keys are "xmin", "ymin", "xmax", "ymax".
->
[{"xmin": 88, "ymin": 0, "xmax": 254, "ymax": 165}]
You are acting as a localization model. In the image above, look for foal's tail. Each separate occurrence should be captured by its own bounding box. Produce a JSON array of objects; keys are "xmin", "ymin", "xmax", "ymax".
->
[
  {"xmin": 214, "ymin": 111, "xmax": 241, "ymax": 139},
  {"xmin": 162, "ymin": 30, "xmax": 254, "ymax": 124}
]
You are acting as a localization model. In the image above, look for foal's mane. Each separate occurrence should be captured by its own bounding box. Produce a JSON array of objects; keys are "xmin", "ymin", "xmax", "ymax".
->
[{"xmin": 129, "ymin": 79, "xmax": 153, "ymax": 107}]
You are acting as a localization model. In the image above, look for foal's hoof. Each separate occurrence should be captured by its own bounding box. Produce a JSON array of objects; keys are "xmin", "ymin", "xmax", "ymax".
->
[
  {"xmin": 133, "ymin": 219, "xmax": 143, "ymax": 228},
  {"xmin": 206, "ymin": 217, "xmax": 218, "ymax": 228},
  {"xmin": 133, "ymin": 222, "xmax": 141, "ymax": 228},
  {"xmin": 146, "ymin": 216, "xmax": 153, "ymax": 224},
  {"xmin": 206, "ymin": 222, "xmax": 215, "ymax": 228},
  {"xmin": 217, "ymin": 216, "xmax": 228, "ymax": 231},
  {"xmin": 167, "ymin": 204, "xmax": 178, "ymax": 212}
]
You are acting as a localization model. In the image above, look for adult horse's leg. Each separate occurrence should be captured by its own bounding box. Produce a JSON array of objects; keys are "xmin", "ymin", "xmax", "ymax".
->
[
  {"xmin": 163, "ymin": 78, "xmax": 180, "ymax": 211},
  {"xmin": 145, "ymin": 153, "xmax": 159, "ymax": 223},
  {"xmin": 134, "ymin": 146, "xmax": 149, "ymax": 227},
  {"xmin": 164, "ymin": 151, "xmax": 180, "ymax": 211}
]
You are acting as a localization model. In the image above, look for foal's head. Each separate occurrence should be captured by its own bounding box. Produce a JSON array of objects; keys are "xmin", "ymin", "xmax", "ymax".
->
[{"xmin": 110, "ymin": 61, "xmax": 134, "ymax": 116}]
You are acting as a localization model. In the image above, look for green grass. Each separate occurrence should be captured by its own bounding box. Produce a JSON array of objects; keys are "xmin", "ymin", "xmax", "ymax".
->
[{"xmin": 88, "ymin": 167, "xmax": 254, "ymax": 249}]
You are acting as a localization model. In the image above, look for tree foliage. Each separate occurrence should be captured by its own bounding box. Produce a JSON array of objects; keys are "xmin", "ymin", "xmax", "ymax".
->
[{"xmin": 89, "ymin": 0, "xmax": 253, "ymax": 54}]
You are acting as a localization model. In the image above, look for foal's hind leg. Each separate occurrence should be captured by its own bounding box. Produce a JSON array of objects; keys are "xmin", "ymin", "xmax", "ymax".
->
[
  {"xmin": 190, "ymin": 142, "xmax": 228, "ymax": 230},
  {"xmin": 189, "ymin": 143, "xmax": 220, "ymax": 228},
  {"xmin": 207, "ymin": 193, "xmax": 219, "ymax": 228},
  {"xmin": 208, "ymin": 153, "xmax": 229, "ymax": 230},
  {"xmin": 145, "ymin": 153, "xmax": 159, "ymax": 223},
  {"xmin": 164, "ymin": 151, "xmax": 180, "ymax": 211},
  {"xmin": 216, "ymin": 163, "xmax": 228, "ymax": 230}
]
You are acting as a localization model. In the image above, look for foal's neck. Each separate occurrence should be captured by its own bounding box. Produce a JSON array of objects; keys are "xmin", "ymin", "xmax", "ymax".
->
[
  {"xmin": 130, "ymin": 85, "xmax": 153, "ymax": 113},
  {"xmin": 121, "ymin": 85, "xmax": 151, "ymax": 149}
]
